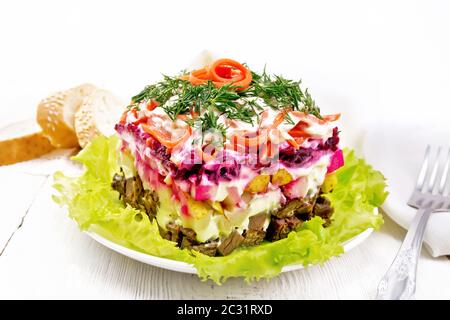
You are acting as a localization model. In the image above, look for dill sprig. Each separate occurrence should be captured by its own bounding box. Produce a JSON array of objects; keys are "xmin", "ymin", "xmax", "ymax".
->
[
  {"xmin": 192, "ymin": 110, "xmax": 228, "ymax": 138},
  {"xmin": 129, "ymin": 65, "xmax": 321, "ymax": 134},
  {"xmin": 243, "ymin": 68, "xmax": 321, "ymax": 118},
  {"xmin": 131, "ymin": 75, "xmax": 184, "ymax": 107}
]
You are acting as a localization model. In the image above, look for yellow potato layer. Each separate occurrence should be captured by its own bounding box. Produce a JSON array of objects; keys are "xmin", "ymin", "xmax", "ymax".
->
[
  {"xmin": 321, "ymin": 172, "xmax": 337, "ymax": 193},
  {"xmin": 271, "ymin": 168, "xmax": 293, "ymax": 186},
  {"xmin": 245, "ymin": 175, "xmax": 270, "ymax": 193}
]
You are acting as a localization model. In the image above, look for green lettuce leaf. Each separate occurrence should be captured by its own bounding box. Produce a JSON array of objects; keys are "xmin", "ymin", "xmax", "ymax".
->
[{"xmin": 53, "ymin": 135, "xmax": 387, "ymax": 284}]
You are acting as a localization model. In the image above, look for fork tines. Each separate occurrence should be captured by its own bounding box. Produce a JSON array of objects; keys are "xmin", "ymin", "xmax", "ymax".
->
[
  {"xmin": 416, "ymin": 146, "xmax": 450, "ymax": 195},
  {"xmin": 409, "ymin": 146, "xmax": 450, "ymax": 210}
]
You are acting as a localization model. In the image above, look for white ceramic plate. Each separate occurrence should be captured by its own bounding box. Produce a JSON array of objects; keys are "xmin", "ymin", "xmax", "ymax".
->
[{"xmin": 86, "ymin": 219, "xmax": 375, "ymax": 274}]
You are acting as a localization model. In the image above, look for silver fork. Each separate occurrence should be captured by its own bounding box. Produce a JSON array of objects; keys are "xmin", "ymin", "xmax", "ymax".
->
[{"xmin": 376, "ymin": 146, "xmax": 450, "ymax": 300}]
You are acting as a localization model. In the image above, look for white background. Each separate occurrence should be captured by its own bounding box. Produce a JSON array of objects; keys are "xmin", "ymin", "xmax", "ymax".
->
[
  {"xmin": 1, "ymin": 0, "xmax": 449, "ymax": 128},
  {"xmin": 0, "ymin": 0, "xmax": 449, "ymax": 299}
]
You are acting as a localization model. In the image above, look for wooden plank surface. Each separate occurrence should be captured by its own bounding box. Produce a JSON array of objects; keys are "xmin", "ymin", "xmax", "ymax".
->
[
  {"xmin": 0, "ymin": 177, "xmax": 449, "ymax": 300},
  {"xmin": 0, "ymin": 170, "xmax": 48, "ymax": 254}
]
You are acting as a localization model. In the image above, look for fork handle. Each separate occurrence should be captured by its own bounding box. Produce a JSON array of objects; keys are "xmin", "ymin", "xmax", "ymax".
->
[{"xmin": 376, "ymin": 208, "xmax": 433, "ymax": 300}]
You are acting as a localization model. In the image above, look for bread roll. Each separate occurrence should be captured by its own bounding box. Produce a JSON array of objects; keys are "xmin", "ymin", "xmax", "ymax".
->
[
  {"xmin": 36, "ymin": 83, "xmax": 97, "ymax": 148},
  {"xmin": 75, "ymin": 89, "xmax": 125, "ymax": 148}
]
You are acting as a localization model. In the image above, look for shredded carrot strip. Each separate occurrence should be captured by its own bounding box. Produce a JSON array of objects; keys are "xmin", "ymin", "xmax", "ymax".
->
[
  {"xmin": 142, "ymin": 118, "xmax": 192, "ymax": 150},
  {"xmin": 183, "ymin": 58, "xmax": 252, "ymax": 91}
]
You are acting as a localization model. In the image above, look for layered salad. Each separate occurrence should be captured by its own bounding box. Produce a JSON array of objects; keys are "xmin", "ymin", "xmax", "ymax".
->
[{"xmin": 112, "ymin": 58, "xmax": 344, "ymax": 256}]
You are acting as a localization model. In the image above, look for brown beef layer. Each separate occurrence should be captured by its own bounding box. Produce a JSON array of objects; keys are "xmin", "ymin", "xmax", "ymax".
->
[{"xmin": 112, "ymin": 171, "xmax": 334, "ymax": 257}]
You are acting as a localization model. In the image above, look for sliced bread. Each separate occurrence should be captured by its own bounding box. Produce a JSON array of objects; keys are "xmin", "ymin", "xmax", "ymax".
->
[{"xmin": 0, "ymin": 119, "xmax": 55, "ymax": 166}]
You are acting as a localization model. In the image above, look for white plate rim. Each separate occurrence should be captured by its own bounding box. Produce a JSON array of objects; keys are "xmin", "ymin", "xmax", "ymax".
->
[{"xmin": 85, "ymin": 209, "xmax": 377, "ymax": 275}]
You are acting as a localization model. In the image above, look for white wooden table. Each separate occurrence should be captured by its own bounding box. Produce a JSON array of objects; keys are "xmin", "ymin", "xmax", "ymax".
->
[{"xmin": 0, "ymin": 167, "xmax": 449, "ymax": 300}]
